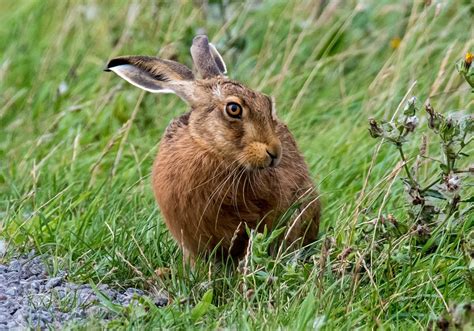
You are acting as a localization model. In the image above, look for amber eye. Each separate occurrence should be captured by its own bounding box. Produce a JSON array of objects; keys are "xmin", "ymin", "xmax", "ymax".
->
[{"xmin": 225, "ymin": 102, "xmax": 243, "ymax": 119}]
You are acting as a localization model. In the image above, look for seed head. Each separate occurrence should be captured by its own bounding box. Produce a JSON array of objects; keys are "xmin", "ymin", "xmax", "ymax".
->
[
  {"xmin": 425, "ymin": 102, "xmax": 444, "ymax": 132},
  {"xmin": 404, "ymin": 115, "xmax": 419, "ymax": 133},
  {"xmin": 368, "ymin": 118, "xmax": 384, "ymax": 138},
  {"xmin": 444, "ymin": 172, "xmax": 461, "ymax": 193}
]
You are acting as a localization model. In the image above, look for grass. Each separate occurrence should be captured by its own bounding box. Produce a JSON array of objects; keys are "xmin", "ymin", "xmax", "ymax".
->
[{"xmin": 1, "ymin": 0, "xmax": 473, "ymax": 329}]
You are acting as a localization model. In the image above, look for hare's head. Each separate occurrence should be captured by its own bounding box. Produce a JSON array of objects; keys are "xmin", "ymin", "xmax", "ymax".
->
[{"xmin": 106, "ymin": 35, "xmax": 281, "ymax": 169}]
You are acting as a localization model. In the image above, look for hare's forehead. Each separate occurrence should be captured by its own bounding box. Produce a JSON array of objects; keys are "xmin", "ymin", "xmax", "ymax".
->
[{"xmin": 208, "ymin": 81, "xmax": 271, "ymax": 107}]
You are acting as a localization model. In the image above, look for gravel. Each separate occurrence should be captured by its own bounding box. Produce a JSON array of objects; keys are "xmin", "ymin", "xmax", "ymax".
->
[{"xmin": 0, "ymin": 252, "xmax": 168, "ymax": 330}]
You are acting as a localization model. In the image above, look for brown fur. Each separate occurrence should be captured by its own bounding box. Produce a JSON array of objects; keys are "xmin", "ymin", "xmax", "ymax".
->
[{"xmin": 151, "ymin": 77, "xmax": 321, "ymax": 259}]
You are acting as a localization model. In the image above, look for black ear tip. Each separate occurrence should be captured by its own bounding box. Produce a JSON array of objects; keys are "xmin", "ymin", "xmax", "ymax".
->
[{"xmin": 105, "ymin": 58, "xmax": 131, "ymax": 71}]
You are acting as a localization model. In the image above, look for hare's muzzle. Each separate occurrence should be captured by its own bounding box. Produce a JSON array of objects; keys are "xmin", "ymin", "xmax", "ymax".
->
[{"xmin": 243, "ymin": 138, "xmax": 282, "ymax": 170}]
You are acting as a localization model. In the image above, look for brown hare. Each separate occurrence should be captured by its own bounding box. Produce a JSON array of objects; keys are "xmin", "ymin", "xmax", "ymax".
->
[{"xmin": 106, "ymin": 35, "xmax": 321, "ymax": 262}]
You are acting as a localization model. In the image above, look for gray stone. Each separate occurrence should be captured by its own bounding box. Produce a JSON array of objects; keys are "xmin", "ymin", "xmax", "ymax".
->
[
  {"xmin": 29, "ymin": 280, "xmax": 41, "ymax": 292},
  {"xmin": 125, "ymin": 288, "xmax": 144, "ymax": 296},
  {"xmin": 45, "ymin": 276, "xmax": 63, "ymax": 289},
  {"xmin": 4, "ymin": 272, "xmax": 18, "ymax": 281},
  {"xmin": 4, "ymin": 287, "xmax": 17, "ymax": 297},
  {"xmin": 7, "ymin": 261, "xmax": 21, "ymax": 272},
  {"xmin": 154, "ymin": 296, "xmax": 169, "ymax": 307},
  {"xmin": 0, "ymin": 253, "xmax": 168, "ymax": 329}
]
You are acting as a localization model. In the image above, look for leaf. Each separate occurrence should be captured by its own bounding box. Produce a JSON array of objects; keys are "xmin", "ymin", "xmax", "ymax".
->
[
  {"xmin": 90, "ymin": 282, "xmax": 123, "ymax": 314},
  {"xmin": 131, "ymin": 304, "xmax": 147, "ymax": 319},
  {"xmin": 268, "ymin": 227, "xmax": 286, "ymax": 243},
  {"xmin": 191, "ymin": 289, "xmax": 214, "ymax": 322},
  {"xmin": 296, "ymin": 291, "xmax": 316, "ymax": 331},
  {"xmin": 462, "ymin": 196, "xmax": 474, "ymax": 203},
  {"xmin": 136, "ymin": 295, "xmax": 161, "ymax": 314},
  {"xmin": 424, "ymin": 189, "xmax": 446, "ymax": 200},
  {"xmin": 313, "ymin": 315, "xmax": 326, "ymax": 330},
  {"xmin": 439, "ymin": 164, "xmax": 449, "ymax": 173}
]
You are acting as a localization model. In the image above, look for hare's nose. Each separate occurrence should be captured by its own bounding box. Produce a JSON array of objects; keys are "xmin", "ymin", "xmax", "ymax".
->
[{"xmin": 266, "ymin": 143, "xmax": 282, "ymax": 167}]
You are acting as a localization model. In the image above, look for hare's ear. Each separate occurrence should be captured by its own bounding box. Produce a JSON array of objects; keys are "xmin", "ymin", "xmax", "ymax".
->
[
  {"xmin": 208, "ymin": 43, "xmax": 227, "ymax": 74},
  {"xmin": 191, "ymin": 35, "xmax": 227, "ymax": 79},
  {"xmin": 105, "ymin": 56, "xmax": 196, "ymax": 102}
]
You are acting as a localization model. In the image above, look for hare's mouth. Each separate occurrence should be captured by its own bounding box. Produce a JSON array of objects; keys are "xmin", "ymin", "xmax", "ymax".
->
[{"xmin": 242, "ymin": 155, "xmax": 280, "ymax": 171}]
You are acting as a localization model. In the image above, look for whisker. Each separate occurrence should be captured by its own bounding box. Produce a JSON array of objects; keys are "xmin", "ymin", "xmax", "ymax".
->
[
  {"xmin": 212, "ymin": 156, "xmax": 247, "ymax": 229},
  {"xmin": 196, "ymin": 159, "xmax": 242, "ymax": 231}
]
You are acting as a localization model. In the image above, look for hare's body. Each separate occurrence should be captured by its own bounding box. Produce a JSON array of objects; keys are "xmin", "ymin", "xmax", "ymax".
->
[
  {"xmin": 153, "ymin": 112, "xmax": 320, "ymax": 258},
  {"xmin": 106, "ymin": 35, "xmax": 321, "ymax": 260}
]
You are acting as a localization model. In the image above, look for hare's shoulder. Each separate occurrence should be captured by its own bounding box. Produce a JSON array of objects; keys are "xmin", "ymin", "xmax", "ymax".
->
[{"xmin": 163, "ymin": 112, "xmax": 191, "ymax": 141}]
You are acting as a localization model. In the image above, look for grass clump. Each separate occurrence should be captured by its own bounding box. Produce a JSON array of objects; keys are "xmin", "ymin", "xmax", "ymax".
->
[{"xmin": 0, "ymin": 1, "xmax": 473, "ymax": 329}]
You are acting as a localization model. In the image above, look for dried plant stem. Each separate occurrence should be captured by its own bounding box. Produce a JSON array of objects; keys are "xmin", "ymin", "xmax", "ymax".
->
[
  {"xmin": 397, "ymin": 145, "xmax": 416, "ymax": 186},
  {"xmin": 420, "ymin": 176, "xmax": 441, "ymax": 193}
]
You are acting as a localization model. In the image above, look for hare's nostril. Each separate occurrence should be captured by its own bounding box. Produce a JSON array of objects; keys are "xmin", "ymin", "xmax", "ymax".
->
[
  {"xmin": 266, "ymin": 149, "xmax": 280, "ymax": 167},
  {"xmin": 266, "ymin": 149, "xmax": 277, "ymax": 160}
]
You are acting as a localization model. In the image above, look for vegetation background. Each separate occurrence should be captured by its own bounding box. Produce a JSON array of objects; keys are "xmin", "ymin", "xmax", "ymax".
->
[{"xmin": 0, "ymin": 0, "xmax": 472, "ymax": 329}]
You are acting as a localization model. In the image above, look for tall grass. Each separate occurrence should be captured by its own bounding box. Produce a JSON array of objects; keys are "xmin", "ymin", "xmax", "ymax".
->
[{"xmin": 0, "ymin": 1, "xmax": 472, "ymax": 329}]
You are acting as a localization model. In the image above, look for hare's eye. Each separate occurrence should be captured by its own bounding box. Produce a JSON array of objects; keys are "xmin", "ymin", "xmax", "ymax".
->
[{"xmin": 225, "ymin": 102, "xmax": 242, "ymax": 119}]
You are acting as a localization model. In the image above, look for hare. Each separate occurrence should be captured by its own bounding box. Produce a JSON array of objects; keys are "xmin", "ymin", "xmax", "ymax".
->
[{"xmin": 106, "ymin": 35, "xmax": 321, "ymax": 261}]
